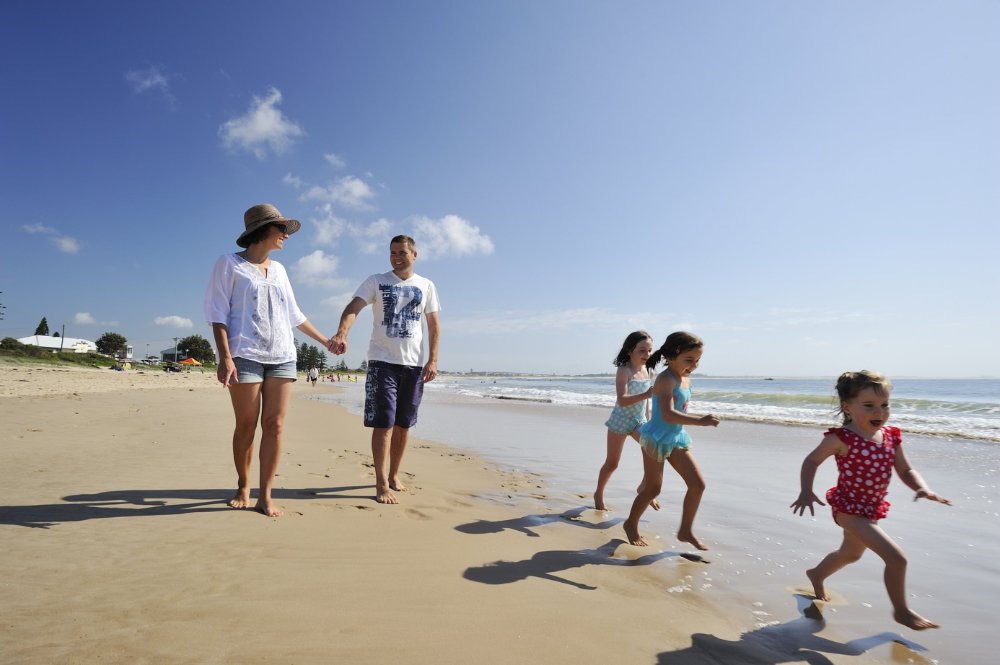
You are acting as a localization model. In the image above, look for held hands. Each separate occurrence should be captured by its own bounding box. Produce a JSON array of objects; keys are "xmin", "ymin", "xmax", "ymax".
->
[
  {"xmin": 790, "ymin": 491, "xmax": 825, "ymax": 516},
  {"xmin": 217, "ymin": 358, "xmax": 238, "ymax": 388},
  {"xmin": 915, "ymin": 488, "xmax": 952, "ymax": 505},
  {"xmin": 699, "ymin": 413, "xmax": 721, "ymax": 427},
  {"xmin": 328, "ymin": 334, "xmax": 347, "ymax": 355}
]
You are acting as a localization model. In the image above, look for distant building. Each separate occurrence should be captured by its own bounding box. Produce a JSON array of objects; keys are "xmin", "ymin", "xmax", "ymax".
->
[
  {"xmin": 160, "ymin": 346, "xmax": 190, "ymax": 363},
  {"xmin": 17, "ymin": 335, "xmax": 97, "ymax": 354}
]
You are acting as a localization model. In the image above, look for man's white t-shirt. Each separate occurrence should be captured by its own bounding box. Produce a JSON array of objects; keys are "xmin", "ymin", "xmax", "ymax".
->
[{"xmin": 354, "ymin": 271, "xmax": 440, "ymax": 367}]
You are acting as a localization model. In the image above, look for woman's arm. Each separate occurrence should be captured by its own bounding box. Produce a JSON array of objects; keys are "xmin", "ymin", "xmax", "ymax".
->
[
  {"xmin": 211, "ymin": 322, "xmax": 237, "ymax": 387},
  {"xmin": 296, "ymin": 319, "xmax": 330, "ymax": 348}
]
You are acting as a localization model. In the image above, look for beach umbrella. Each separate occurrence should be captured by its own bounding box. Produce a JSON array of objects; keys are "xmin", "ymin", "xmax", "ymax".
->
[{"xmin": 179, "ymin": 357, "xmax": 203, "ymax": 365}]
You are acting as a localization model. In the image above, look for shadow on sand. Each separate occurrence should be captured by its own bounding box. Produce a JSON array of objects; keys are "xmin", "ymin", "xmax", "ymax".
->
[
  {"xmin": 455, "ymin": 505, "xmax": 622, "ymax": 537},
  {"xmin": 656, "ymin": 594, "xmax": 930, "ymax": 665},
  {"xmin": 0, "ymin": 485, "xmax": 375, "ymax": 528},
  {"xmin": 463, "ymin": 538, "xmax": 706, "ymax": 590}
]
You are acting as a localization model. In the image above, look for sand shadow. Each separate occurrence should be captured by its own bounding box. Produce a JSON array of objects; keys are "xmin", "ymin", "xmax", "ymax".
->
[
  {"xmin": 463, "ymin": 538, "xmax": 699, "ymax": 590},
  {"xmin": 0, "ymin": 485, "xmax": 376, "ymax": 528},
  {"xmin": 455, "ymin": 505, "xmax": 621, "ymax": 537},
  {"xmin": 655, "ymin": 594, "xmax": 929, "ymax": 665}
]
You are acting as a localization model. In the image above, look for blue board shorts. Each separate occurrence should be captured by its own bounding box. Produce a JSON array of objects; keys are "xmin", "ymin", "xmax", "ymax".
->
[
  {"xmin": 364, "ymin": 360, "xmax": 424, "ymax": 428},
  {"xmin": 233, "ymin": 357, "xmax": 298, "ymax": 384}
]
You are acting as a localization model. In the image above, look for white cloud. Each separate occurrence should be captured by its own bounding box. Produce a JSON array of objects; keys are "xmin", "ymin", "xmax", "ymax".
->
[
  {"xmin": 73, "ymin": 312, "xmax": 97, "ymax": 325},
  {"xmin": 311, "ymin": 206, "xmax": 348, "ymax": 246},
  {"xmin": 154, "ymin": 315, "xmax": 193, "ymax": 329},
  {"xmin": 283, "ymin": 173, "xmax": 305, "ymax": 189},
  {"xmin": 411, "ymin": 214, "xmax": 495, "ymax": 259},
  {"xmin": 302, "ymin": 175, "xmax": 375, "ymax": 209},
  {"xmin": 351, "ymin": 218, "xmax": 393, "ymax": 254},
  {"xmin": 219, "ymin": 87, "xmax": 304, "ymax": 159},
  {"xmin": 293, "ymin": 250, "xmax": 351, "ymax": 289},
  {"xmin": 22, "ymin": 222, "xmax": 80, "ymax": 254},
  {"xmin": 124, "ymin": 66, "xmax": 174, "ymax": 103},
  {"xmin": 324, "ymin": 152, "xmax": 346, "ymax": 168}
]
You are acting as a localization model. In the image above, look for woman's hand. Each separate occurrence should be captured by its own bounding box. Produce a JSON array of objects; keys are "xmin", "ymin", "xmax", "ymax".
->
[{"xmin": 217, "ymin": 357, "xmax": 237, "ymax": 387}]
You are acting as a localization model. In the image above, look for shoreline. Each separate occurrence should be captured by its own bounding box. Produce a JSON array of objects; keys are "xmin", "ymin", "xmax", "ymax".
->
[{"xmin": 1, "ymin": 365, "xmax": 995, "ymax": 664}]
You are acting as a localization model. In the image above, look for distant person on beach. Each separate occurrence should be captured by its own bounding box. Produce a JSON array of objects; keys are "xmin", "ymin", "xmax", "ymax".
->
[
  {"xmin": 204, "ymin": 203, "xmax": 332, "ymax": 518},
  {"xmin": 791, "ymin": 370, "xmax": 951, "ymax": 631},
  {"xmin": 308, "ymin": 366, "xmax": 318, "ymax": 386},
  {"xmin": 623, "ymin": 332, "xmax": 720, "ymax": 549},
  {"xmin": 329, "ymin": 234, "xmax": 440, "ymax": 505},
  {"xmin": 593, "ymin": 330, "xmax": 660, "ymax": 512}
]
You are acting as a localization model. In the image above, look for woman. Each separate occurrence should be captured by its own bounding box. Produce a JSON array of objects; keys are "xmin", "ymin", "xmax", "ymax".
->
[{"xmin": 204, "ymin": 203, "xmax": 330, "ymax": 517}]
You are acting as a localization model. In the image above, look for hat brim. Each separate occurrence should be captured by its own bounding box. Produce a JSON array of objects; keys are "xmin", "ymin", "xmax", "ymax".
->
[{"xmin": 236, "ymin": 218, "xmax": 301, "ymax": 248}]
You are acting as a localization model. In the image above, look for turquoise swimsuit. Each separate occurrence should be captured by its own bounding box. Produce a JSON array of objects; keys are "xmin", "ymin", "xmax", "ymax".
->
[{"xmin": 639, "ymin": 383, "xmax": 693, "ymax": 461}]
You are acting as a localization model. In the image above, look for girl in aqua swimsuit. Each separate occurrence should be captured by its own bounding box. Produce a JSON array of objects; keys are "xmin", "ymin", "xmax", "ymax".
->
[
  {"xmin": 623, "ymin": 332, "xmax": 720, "ymax": 549},
  {"xmin": 791, "ymin": 370, "xmax": 951, "ymax": 631},
  {"xmin": 594, "ymin": 331, "xmax": 658, "ymax": 511}
]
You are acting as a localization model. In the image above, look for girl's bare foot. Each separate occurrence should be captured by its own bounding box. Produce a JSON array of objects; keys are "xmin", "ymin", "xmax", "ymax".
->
[
  {"xmin": 594, "ymin": 493, "xmax": 611, "ymax": 511},
  {"xmin": 255, "ymin": 498, "xmax": 283, "ymax": 517},
  {"xmin": 377, "ymin": 484, "xmax": 399, "ymax": 504},
  {"xmin": 228, "ymin": 489, "xmax": 251, "ymax": 509},
  {"xmin": 624, "ymin": 522, "xmax": 647, "ymax": 546},
  {"xmin": 650, "ymin": 498, "xmax": 661, "ymax": 511},
  {"xmin": 677, "ymin": 530, "xmax": 709, "ymax": 551},
  {"xmin": 894, "ymin": 608, "xmax": 939, "ymax": 630},
  {"xmin": 806, "ymin": 568, "xmax": 829, "ymax": 601}
]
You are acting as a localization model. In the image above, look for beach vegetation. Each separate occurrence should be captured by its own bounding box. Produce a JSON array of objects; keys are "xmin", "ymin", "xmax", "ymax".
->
[
  {"xmin": 0, "ymin": 341, "xmax": 112, "ymax": 368},
  {"xmin": 296, "ymin": 342, "xmax": 328, "ymax": 371},
  {"xmin": 34, "ymin": 317, "xmax": 50, "ymax": 336},
  {"xmin": 95, "ymin": 332, "xmax": 127, "ymax": 356},
  {"xmin": 177, "ymin": 334, "xmax": 215, "ymax": 364}
]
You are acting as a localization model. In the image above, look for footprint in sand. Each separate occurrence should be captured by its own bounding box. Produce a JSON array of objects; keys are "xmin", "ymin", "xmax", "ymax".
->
[{"xmin": 405, "ymin": 508, "xmax": 432, "ymax": 520}]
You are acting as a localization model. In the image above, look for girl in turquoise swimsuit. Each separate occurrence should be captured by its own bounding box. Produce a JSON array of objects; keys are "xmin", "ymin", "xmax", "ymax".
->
[
  {"xmin": 594, "ymin": 331, "xmax": 658, "ymax": 511},
  {"xmin": 623, "ymin": 332, "xmax": 721, "ymax": 549}
]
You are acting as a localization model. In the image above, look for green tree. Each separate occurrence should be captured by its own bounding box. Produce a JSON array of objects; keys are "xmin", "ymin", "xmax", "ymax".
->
[
  {"xmin": 335, "ymin": 359, "xmax": 348, "ymax": 371},
  {"xmin": 359, "ymin": 359, "xmax": 368, "ymax": 372},
  {"xmin": 34, "ymin": 317, "xmax": 49, "ymax": 336},
  {"xmin": 95, "ymin": 332, "xmax": 127, "ymax": 356},
  {"xmin": 178, "ymin": 334, "xmax": 214, "ymax": 363}
]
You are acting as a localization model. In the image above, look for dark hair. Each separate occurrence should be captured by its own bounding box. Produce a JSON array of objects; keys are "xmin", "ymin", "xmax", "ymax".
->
[
  {"xmin": 241, "ymin": 222, "xmax": 284, "ymax": 248},
  {"xmin": 835, "ymin": 370, "xmax": 892, "ymax": 425},
  {"xmin": 391, "ymin": 235, "xmax": 416, "ymax": 249},
  {"xmin": 612, "ymin": 330, "xmax": 652, "ymax": 367},
  {"xmin": 646, "ymin": 331, "xmax": 703, "ymax": 369}
]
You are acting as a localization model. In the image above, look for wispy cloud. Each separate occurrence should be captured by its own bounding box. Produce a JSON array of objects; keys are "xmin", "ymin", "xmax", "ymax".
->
[
  {"xmin": 72, "ymin": 312, "xmax": 118, "ymax": 326},
  {"xmin": 311, "ymin": 206, "xmax": 349, "ymax": 246},
  {"xmin": 283, "ymin": 173, "xmax": 305, "ymax": 189},
  {"xmin": 154, "ymin": 315, "xmax": 193, "ymax": 329},
  {"xmin": 324, "ymin": 152, "xmax": 346, "ymax": 168},
  {"xmin": 23, "ymin": 223, "xmax": 80, "ymax": 254},
  {"xmin": 124, "ymin": 66, "xmax": 175, "ymax": 104},
  {"xmin": 302, "ymin": 175, "xmax": 376, "ymax": 210},
  {"xmin": 219, "ymin": 87, "xmax": 304, "ymax": 159},
  {"xmin": 293, "ymin": 250, "xmax": 351, "ymax": 289},
  {"xmin": 411, "ymin": 214, "xmax": 494, "ymax": 259}
]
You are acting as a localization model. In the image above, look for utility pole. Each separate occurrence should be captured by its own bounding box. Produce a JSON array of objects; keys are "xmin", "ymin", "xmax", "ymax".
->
[
  {"xmin": 173, "ymin": 337, "xmax": 180, "ymax": 363},
  {"xmin": 60, "ymin": 324, "xmax": 65, "ymax": 352}
]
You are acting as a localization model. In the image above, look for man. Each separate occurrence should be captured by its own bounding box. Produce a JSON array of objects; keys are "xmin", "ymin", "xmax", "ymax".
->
[{"xmin": 330, "ymin": 235, "xmax": 440, "ymax": 504}]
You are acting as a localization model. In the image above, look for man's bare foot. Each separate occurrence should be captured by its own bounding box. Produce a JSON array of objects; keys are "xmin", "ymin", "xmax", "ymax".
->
[
  {"xmin": 255, "ymin": 498, "xmax": 283, "ymax": 517},
  {"xmin": 894, "ymin": 608, "xmax": 939, "ymax": 630},
  {"xmin": 229, "ymin": 489, "xmax": 251, "ymax": 509},
  {"xmin": 677, "ymin": 530, "xmax": 709, "ymax": 551},
  {"xmin": 806, "ymin": 568, "xmax": 829, "ymax": 601},
  {"xmin": 377, "ymin": 485, "xmax": 399, "ymax": 504},
  {"xmin": 388, "ymin": 478, "xmax": 407, "ymax": 492},
  {"xmin": 624, "ymin": 522, "xmax": 647, "ymax": 546},
  {"xmin": 594, "ymin": 493, "xmax": 611, "ymax": 511},
  {"xmin": 650, "ymin": 498, "xmax": 661, "ymax": 511}
]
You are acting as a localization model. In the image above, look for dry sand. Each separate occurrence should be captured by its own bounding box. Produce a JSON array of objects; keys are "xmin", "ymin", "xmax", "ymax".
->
[{"xmin": 0, "ymin": 363, "xmax": 963, "ymax": 664}]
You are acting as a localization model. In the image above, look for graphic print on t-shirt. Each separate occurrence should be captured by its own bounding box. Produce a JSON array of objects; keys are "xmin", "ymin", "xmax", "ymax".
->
[{"xmin": 379, "ymin": 284, "xmax": 423, "ymax": 338}]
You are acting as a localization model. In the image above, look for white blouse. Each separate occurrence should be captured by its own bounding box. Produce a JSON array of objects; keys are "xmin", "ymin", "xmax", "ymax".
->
[{"xmin": 204, "ymin": 253, "xmax": 307, "ymax": 364}]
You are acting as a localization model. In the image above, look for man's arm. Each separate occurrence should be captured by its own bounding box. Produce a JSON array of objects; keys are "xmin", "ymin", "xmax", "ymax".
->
[
  {"xmin": 330, "ymin": 297, "xmax": 368, "ymax": 355},
  {"xmin": 422, "ymin": 310, "xmax": 440, "ymax": 382}
]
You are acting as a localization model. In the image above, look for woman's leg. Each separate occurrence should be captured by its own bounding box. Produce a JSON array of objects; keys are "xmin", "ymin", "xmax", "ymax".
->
[
  {"xmin": 595, "ymin": 430, "xmax": 627, "ymax": 510},
  {"xmin": 256, "ymin": 377, "xmax": 294, "ymax": 517},
  {"xmin": 667, "ymin": 449, "xmax": 708, "ymax": 550},
  {"xmin": 623, "ymin": 448, "xmax": 664, "ymax": 546},
  {"xmin": 227, "ymin": 383, "xmax": 262, "ymax": 509}
]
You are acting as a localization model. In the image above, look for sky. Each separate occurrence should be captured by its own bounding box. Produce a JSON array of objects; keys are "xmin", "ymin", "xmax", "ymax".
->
[{"xmin": 2, "ymin": 1, "xmax": 998, "ymax": 377}]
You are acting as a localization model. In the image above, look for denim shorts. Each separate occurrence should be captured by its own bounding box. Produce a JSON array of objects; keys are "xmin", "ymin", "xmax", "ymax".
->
[
  {"xmin": 233, "ymin": 357, "xmax": 298, "ymax": 384},
  {"xmin": 363, "ymin": 360, "xmax": 424, "ymax": 428}
]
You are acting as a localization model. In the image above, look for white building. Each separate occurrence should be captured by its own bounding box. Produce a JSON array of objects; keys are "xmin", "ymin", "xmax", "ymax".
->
[{"xmin": 18, "ymin": 335, "xmax": 98, "ymax": 354}]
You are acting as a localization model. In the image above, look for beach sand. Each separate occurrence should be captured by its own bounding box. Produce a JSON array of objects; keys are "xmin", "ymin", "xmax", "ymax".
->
[{"xmin": 1, "ymin": 363, "xmax": 992, "ymax": 664}]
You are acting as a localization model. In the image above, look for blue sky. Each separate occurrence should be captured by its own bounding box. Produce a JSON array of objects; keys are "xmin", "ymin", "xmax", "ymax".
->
[{"xmin": 2, "ymin": 1, "xmax": 997, "ymax": 377}]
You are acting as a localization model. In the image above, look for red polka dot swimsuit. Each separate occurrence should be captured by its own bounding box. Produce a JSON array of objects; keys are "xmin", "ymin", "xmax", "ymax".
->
[{"xmin": 825, "ymin": 425, "xmax": 900, "ymax": 521}]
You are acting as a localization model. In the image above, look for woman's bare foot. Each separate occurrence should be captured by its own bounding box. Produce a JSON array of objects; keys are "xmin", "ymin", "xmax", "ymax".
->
[
  {"xmin": 624, "ymin": 522, "xmax": 647, "ymax": 546},
  {"xmin": 649, "ymin": 498, "xmax": 661, "ymax": 511},
  {"xmin": 389, "ymin": 477, "xmax": 407, "ymax": 492},
  {"xmin": 894, "ymin": 608, "xmax": 939, "ymax": 630},
  {"xmin": 677, "ymin": 530, "xmax": 709, "ymax": 551},
  {"xmin": 255, "ymin": 498, "xmax": 283, "ymax": 517},
  {"xmin": 377, "ymin": 484, "xmax": 399, "ymax": 504},
  {"xmin": 228, "ymin": 489, "xmax": 251, "ymax": 509},
  {"xmin": 806, "ymin": 568, "xmax": 829, "ymax": 601}
]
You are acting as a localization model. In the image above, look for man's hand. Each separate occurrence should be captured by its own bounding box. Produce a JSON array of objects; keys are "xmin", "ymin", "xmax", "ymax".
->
[{"xmin": 422, "ymin": 360, "xmax": 438, "ymax": 383}]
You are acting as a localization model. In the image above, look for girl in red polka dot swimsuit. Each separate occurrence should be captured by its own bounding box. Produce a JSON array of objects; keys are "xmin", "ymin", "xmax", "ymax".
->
[{"xmin": 790, "ymin": 371, "xmax": 951, "ymax": 632}]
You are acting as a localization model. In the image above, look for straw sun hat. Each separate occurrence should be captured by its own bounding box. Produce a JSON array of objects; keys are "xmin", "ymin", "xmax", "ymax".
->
[{"xmin": 236, "ymin": 203, "xmax": 301, "ymax": 248}]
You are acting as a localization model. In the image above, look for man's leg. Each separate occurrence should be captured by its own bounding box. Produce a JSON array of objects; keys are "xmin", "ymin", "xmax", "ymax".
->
[
  {"xmin": 388, "ymin": 425, "xmax": 410, "ymax": 491},
  {"xmin": 371, "ymin": 427, "xmax": 396, "ymax": 504}
]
